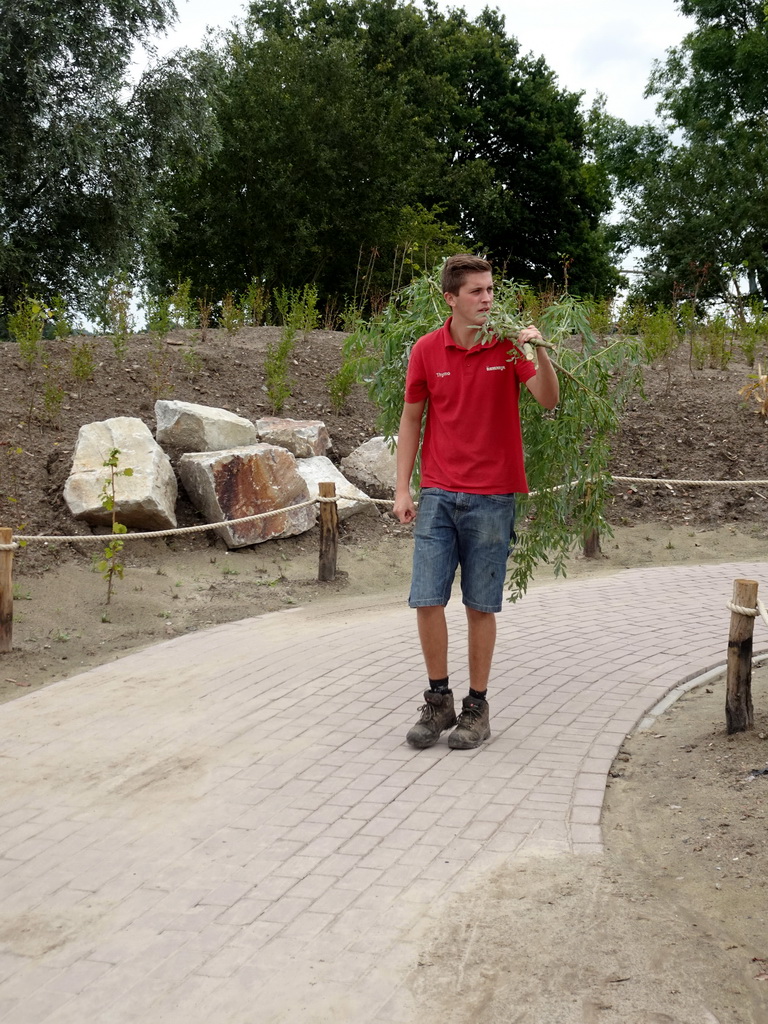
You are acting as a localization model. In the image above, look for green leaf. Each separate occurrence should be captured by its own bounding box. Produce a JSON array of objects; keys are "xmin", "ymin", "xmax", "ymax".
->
[{"xmin": 353, "ymin": 265, "xmax": 644, "ymax": 599}]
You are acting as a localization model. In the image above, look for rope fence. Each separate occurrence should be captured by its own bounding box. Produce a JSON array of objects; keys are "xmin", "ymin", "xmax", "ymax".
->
[
  {"xmin": 0, "ymin": 493, "xmax": 392, "ymax": 550},
  {"xmin": 727, "ymin": 599, "xmax": 768, "ymax": 629},
  {"xmin": 1, "ymin": 472, "xmax": 767, "ymax": 551},
  {"xmin": 613, "ymin": 476, "xmax": 768, "ymax": 488},
  {"xmin": 2, "ymin": 481, "xmax": 767, "ymax": 726}
]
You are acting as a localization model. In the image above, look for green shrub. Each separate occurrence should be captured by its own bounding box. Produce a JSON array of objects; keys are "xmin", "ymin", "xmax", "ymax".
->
[
  {"xmin": 265, "ymin": 335, "xmax": 293, "ymax": 413},
  {"xmin": 70, "ymin": 339, "xmax": 95, "ymax": 396},
  {"xmin": 703, "ymin": 312, "xmax": 732, "ymax": 369},
  {"xmin": 170, "ymin": 278, "xmax": 197, "ymax": 329},
  {"xmin": 328, "ymin": 359, "xmax": 358, "ymax": 412},
  {"xmin": 239, "ymin": 279, "xmax": 270, "ymax": 326},
  {"xmin": 738, "ymin": 299, "xmax": 768, "ymax": 367},
  {"xmin": 145, "ymin": 292, "xmax": 173, "ymax": 341},
  {"xmin": 640, "ymin": 305, "xmax": 680, "ymax": 363},
  {"xmin": 8, "ymin": 295, "xmax": 47, "ymax": 366},
  {"xmin": 50, "ymin": 295, "xmax": 71, "ymax": 339},
  {"xmin": 220, "ymin": 292, "xmax": 243, "ymax": 334}
]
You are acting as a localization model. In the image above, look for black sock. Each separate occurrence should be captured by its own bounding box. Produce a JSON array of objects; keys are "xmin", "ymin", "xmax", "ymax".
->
[
  {"xmin": 429, "ymin": 677, "xmax": 450, "ymax": 694},
  {"xmin": 468, "ymin": 687, "xmax": 487, "ymax": 702}
]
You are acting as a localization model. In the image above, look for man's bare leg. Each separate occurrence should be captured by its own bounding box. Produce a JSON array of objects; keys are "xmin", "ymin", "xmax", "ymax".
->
[
  {"xmin": 407, "ymin": 605, "xmax": 456, "ymax": 748},
  {"xmin": 416, "ymin": 605, "xmax": 449, "ymax": 679},
  {"xmin": 466, "ymin": 607, "xmax": 496, "ymax": 693},
  {"xmin": 445, "ymin": 607, "xmax": 494, "ymax": 750}
]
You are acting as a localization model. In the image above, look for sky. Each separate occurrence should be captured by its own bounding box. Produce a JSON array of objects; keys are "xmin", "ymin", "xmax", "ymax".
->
[{"xmin": 147, "ymin": 0, "xmax": 695, "ymax": 126}]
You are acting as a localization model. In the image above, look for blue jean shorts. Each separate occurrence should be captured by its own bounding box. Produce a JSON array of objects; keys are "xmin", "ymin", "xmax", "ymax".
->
[{"xmin": 409, "ymin": 488, "xmax": 517, "ymax": 614}]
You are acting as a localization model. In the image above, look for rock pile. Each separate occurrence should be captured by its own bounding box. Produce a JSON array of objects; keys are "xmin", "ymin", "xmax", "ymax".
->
[{"xmin": 63, "ymin": 401, "xmax": 398, "ymax": 547}]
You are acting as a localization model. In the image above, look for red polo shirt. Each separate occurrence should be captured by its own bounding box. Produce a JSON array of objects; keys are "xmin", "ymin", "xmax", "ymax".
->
[{"xmin": 404, "ymin": 318, "xmax": 537, "ymax": 494}]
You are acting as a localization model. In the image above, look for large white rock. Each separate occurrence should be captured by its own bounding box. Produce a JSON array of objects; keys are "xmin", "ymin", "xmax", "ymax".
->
[
  {"xmin": 178, "ymin": 444, "xmax": 315, "ymax": 548},
  {"xmin": 256, "ymin": 417, "xmax": 331, "ymax": 458},
  {"xmin": 64, "ymin": 417, "xmax": 178, "ymax": 529},
  {"xmin": 156, "ymin": 400, "xmax": 257, "ymax": 453},
  {"xmin": 340, "ymin": 436, "xmax": 398, "ymax": 498},
  {"xmin": 296, "ymin": 456, "xmax": 374, "ymax": 520}
]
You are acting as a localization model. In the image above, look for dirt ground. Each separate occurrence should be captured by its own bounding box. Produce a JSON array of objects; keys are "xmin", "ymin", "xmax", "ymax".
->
[
  {"xmin": 2, "ymin": 326, "xmax": 768, "ymax": 1021},
  {"xmin": 410, "ymin": 663, "xmax": 768, "ymax": 1024}
]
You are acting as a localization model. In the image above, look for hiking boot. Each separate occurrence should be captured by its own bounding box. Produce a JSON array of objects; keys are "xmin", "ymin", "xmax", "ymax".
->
[
  {"xmin": 406, "ymin": 690, "xmax": 457, "ymax": 748},
  {"xmin": 448, "ymin": 696, "xmax": 491, "ymax": 749}
]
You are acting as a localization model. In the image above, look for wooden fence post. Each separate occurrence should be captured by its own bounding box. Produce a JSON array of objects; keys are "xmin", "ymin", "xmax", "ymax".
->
[
  {"xmin": 582, "ymin": 484, "xmax": 601, "ymax": 559},
  {"xmin": 318, "ymin": 482, "xmax": 339, "ymax": 582},
  {"xmin": 0, "ymin": 527, "xmax": 13, "ymax": 654},
  {"xmin": 726, "ymin": 578, "xmax": 758, "ymax": 734},
  {"xmin": 583, "ymin": 528, "xmax": 601, "ymax": 559}
]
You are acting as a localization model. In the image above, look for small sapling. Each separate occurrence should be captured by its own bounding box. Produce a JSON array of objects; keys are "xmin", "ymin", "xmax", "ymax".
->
[{"xmin": 93, "ymin": 448, "xmax": 133, "ymax": 605}]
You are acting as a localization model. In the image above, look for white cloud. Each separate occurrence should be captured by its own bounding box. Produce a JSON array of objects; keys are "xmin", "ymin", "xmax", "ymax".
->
[
  {"xmin": 461, "ymin": 0, "xmax": 694, "ymax": 123},
  {"xmin": 149, "ymin": 0, "xmax": 694, "ymax": 124}
]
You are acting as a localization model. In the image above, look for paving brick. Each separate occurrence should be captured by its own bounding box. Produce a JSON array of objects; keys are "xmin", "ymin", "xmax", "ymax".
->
[
  {"xmin": 0, "ymin": 988, "xmax": 74, "ymax": 1023},
  {"xmin": 571, "ymin": 805, "xmax": 603, "ymax": 825},
  {"xmin": 335, "ymin": 866, "xmax": 383, "ymax": 891},
  {"xmin": 2, "ymin": 560, "xmax": 764, "ymax": 1022},
  {"xmin": 195, "ymin": 942, "xmax": 255, "ymax": 978},
  {"xmin": 0, "ymin": 965, "xmax": 66, "ymax": 1004},
  {"xmin": 308, "ymin": 884, "xmax": 362, "ymax": 915},
  {"xmin": 258, "ymin": 895, "xmax": 314, "ymax": 925},
  {"xmin": 358, "ymin": 815, "xmax": 402, "ymax": 839},
  {"xmin": 197, "ymin": 880, "xmax": 254, "ymax": 907},
  {"xmin": 215, "ymin": 898, "xmax": 271, "ymax": 926}
]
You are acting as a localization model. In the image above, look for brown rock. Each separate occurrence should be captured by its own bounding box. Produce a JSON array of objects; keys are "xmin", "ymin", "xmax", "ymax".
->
[{"xmin": 178, "ymin": 444, "xmax": 315, "ymax": 548}]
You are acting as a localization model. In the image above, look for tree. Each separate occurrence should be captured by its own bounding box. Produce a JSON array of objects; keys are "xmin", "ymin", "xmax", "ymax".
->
[
  {"xmin": 151, "ymin": 25, "xmax": 431, "ymax": 300},
  {"xmin": 0, "ymin": 0, "xmax": 217, "ymax": 311},
  {"xmin": 153, "ymin": 0, "xmax": 619, "ymax": 302},
  {"xmin": 601, "ymin": 0, "xmax": 768, "ymax": 304},
  {"xmin": 347, "ymin": 265, "xmax": 643, "ymax": 599}
]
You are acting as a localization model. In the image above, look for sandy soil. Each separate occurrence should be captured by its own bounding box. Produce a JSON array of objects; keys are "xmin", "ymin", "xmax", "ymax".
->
[{"xmin": 409, "ymin": 664, "xmax": 768, "ymax": 1024}]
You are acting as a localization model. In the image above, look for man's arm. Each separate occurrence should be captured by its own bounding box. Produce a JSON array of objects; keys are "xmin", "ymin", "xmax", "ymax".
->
[
  {"xmin": 518, "ymin": 326, "xmax": 559, "ymax": 410},
  {"xmin": 393, "ymin": 399, "xmax": 426, "ymax": 524}
]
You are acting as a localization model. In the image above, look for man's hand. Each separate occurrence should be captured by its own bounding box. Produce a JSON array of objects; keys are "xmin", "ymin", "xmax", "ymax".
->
[
  {"xmin": 394, "ymin": 399, "xmax": 425, "ymax": 525},
  {"xmin": 523, "ymin": 331, "xmax": 560, "ymax": 410},
  {"xmin": 517, "ymin": 324, "xmax": 544, "ymax": 347},
  {"xmin": 518, "ymin": 325, "xmax": 543, "ymax": 342},
  {"xmin": 516, "ymin": 325, "xmax": 544, "ymax": 361},
  {"xmin": 393, "ymin": 491, "xmax": 417, "ymax": 524}
]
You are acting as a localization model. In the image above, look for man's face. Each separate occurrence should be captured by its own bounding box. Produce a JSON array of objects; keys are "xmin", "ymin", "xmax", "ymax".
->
[{"xmin": 444, "ymin": 271, "xmax": 494, "ymax": 326}]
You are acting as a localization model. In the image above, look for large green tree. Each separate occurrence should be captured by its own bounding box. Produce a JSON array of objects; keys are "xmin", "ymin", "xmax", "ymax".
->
[
  {"xmin": 601, "ymin": 0, "xmax": 768, "ymax": 304},
  {"xmin": 151, "ymin": 27, "xmax": 429, "ymax": 298},
  {"xmin": 153, "ymin": 0, "xmax": 618, "ymax": 301},
  {"xmin": 0, "ymin": 0, "xmax": 216, "ymax": 310}
]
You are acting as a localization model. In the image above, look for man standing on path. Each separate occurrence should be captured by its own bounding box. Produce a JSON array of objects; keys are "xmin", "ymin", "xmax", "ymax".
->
[{"xmin": 393, "ymin": 254, "xmax": 559, "ymax": 750}]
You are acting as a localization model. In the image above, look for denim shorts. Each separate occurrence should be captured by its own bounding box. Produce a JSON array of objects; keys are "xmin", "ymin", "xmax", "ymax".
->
[{"xmin": 409, "ymin": 488, "xmax": 517, "ymax": 614}]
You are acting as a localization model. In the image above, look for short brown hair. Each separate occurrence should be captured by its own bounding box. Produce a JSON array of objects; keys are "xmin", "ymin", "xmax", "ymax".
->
[{"xmin": 441, "ymin": 254, "xmax": 492, "ymax": 296}]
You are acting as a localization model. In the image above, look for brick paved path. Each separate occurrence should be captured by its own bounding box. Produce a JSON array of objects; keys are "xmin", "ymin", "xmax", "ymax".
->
[{"xmin": 1, "ymin": 560, "xmax": 766, "ymax": 1023}]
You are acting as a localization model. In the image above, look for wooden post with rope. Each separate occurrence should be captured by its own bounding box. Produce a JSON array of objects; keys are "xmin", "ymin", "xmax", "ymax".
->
[
  {"xmin": 0, "ymin": 527, "xmax": 13, "ymax": 654},
  {"xmin": 582, "ymin": 483, "xmax": 601, "ymax": 559},
  {"xmin": 318, "ymin": 482, "xmax": 339, "ymax": 582},
  {"xmin": 725, "ymin": 578, "xmax": 757, "ymax": 734},
  {"xmin": 583, "ymin": 527, "xmax": 601, "ymax": 559}
]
